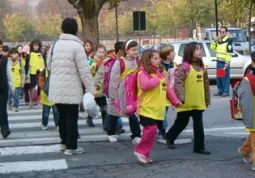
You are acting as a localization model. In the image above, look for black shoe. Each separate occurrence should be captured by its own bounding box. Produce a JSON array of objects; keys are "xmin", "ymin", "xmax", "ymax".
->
[
  {"xmin": 116, "ymin": 128, "xmax": 125, "ymax": 135},
  {"xmin": 194, "ymin": 149, "xmax": 210, "ymax": 155},
  {"xmin": 87, "ymin": 118, "xmax": 95, "ymax": 127},
  {"xmin": 2, "ymin": 129, "xmax": 11, "ymax": 139},
  {"xmin": 166, "ymin": 140, "xmax": 175, "ymax": 149}
]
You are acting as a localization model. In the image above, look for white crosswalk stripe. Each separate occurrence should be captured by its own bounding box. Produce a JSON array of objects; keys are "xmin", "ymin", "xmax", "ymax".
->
[{"xmin": 0, "ymin": 100, "xmax": 134, "ymax": 174}]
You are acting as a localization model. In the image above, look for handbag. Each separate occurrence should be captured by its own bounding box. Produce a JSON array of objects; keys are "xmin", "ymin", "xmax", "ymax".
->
[{"xmin": 43, "ymin": 41, "xmax": 57, "ymax": 95}]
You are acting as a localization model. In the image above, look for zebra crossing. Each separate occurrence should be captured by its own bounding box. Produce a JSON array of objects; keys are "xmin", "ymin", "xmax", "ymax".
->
[{"xmin": 0, "ymin": 100, "xmax": 134, "ymax": 174}]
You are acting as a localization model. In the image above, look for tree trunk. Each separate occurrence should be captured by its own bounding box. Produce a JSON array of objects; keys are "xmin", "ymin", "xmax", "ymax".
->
[
  {"xmin": 115, "ymin": 5, "xmax": 119, "ymax": 42},
  {"xmin": 79, "ymin": 11, "xmax": 100, "ymax": 48}
]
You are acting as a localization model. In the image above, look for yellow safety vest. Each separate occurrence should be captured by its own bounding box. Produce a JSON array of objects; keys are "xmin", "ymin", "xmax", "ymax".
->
[
  {"xmin": 29, "ymin": 52, "xmax": 45, "ymax": 75},
  {"xmin": 119, "ymin": 58, "xmax": 137, "ymax": 81},
  {"xmin": 137, "ymin": 72, "xmax": 166, "ymax": 120},
  {"xmin": 10, "ymin": 62, "xmax": 22, "ymax": 88},
  {"xmin": 176, "ymin": 66, "xmax": 206, "ymax": 112},
  {"xmin": 210, "ymin": 36, "xmax": 232, "ymax": 64}
]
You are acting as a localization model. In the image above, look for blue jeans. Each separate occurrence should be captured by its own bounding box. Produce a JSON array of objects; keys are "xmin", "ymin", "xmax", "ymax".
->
[
  {"xmin": 104, "ymin": 113, "xmax": 123, "ymax": 129},
  {"xmin": 216, "ymin": 62, "xmax": 230, "ymax": 95},
  {"xmin": 8, "ymin": 87, "xmax": 21, "ymax": 108},
  {"xmin": 163, "ymin": 107, "xmax": 169, "ymax": 130},
  {"xmin": 42, "ymin": 105, "xmax": 59, "ymax": 127}
]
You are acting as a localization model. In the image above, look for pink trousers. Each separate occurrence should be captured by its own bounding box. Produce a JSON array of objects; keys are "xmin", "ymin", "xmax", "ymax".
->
[{"xmin": 135, "ymin": 124, "xmax": 157, "ymax": 157}]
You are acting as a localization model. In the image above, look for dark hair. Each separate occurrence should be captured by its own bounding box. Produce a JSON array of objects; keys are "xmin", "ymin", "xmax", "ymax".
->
[
  {"xmin": 114, "ymin": 41, "xmax": 125, "ymax": 53},
  {"xmin": 29, "ymin": 39, "xmax": 42, "ymax": 52},
  {"xmin": 0, "ymin": 40, "xmax": 3, "ymax": 45},
  {"xmin": 16, "ymin": 45, "xmax": 23, "ymax": 53},
  {"xmin": 9, "ymin": 47, "xmax": 19, "ymax": 55},
  {"xmin": 61, "ymin": 18, "xmax": 78, "ymax": 35},
  {"xmin": 220, "ymin": 26, "xmax": 228, "ymax": 32},
  {"xmin": 84, "ymin": 39, "xmax": 94, "ymax": 53},
  {"xmin": 140, "ymin": 49, "xmax": 164, "ymax": 74},
  {"xmin": 123, "ymin": 40, "xmax": 139, "ymax": 56},
  {"xmin": 251, "ymin": 52, "xmax": 255, "ymax": 63},
  {"xmin": 183, "ymin": 42, "xmax": 204, "ymax": 67},
  {"xmin": 3, "ymin": 45, "xmax": 9, "ymax": 52}
]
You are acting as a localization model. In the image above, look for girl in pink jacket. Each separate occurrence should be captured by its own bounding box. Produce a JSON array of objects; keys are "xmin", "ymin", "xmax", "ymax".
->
[{"xmin": 134, "ymin": 49, "xmax": 181, "ymax": 164}]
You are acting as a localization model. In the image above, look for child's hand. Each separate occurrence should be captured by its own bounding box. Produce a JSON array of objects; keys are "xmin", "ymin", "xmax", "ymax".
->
[{"xmin": 175, "ymin": 101, "xmax": 182, "ymax": 108}]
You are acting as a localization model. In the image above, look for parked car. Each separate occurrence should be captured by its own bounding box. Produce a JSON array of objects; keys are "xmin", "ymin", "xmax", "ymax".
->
[{"xmin": 153, "ymin": 40, "xmax": 251, "ymax": 79}]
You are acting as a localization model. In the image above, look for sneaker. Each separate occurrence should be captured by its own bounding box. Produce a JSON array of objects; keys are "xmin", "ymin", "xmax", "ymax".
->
[
  {"xmin": 134, "ymin": 151, "xmax": 148, "ymax": 164},
  {"xmin": 64, "ymin": 147, "xmax": 84, "ymax": 156},
  {"xmin": 238, "ymin": 148, "xmax": 252, "ymax": 163},
  {"xmin": 60, "ymin": 144, "xmax": 67, "ymax": 151},
  {"xmin": 2, "ymin": 129, "xmax": 11, "ymax": 139},
  {"xmin": 8, "ymin": 104, "xmax": 12, "ymax": 110},
  {"xmin": 29, "ymin": 102, "xmax": 34, "ymax": 109},
  {"xmin": 12, "ymin": 107, "xmax": 19, "ymax": 112},
  {"xmin": 116, "ymin": 128, "xmax": 125, "ymax": 135},
  {"xmin": 132, "ymin": 137, "xmax": 141, "ymax": 144},
  {"xmin": 42, "ymin": 125, "xmax": 48, "ymax": 130},
  {"xmin": 252, "ymin": 164, "xmax": 255, "ymax": 171},
  {"xmin": 108, "ymin": 135, "xmax": 118, "ymax": 143}
]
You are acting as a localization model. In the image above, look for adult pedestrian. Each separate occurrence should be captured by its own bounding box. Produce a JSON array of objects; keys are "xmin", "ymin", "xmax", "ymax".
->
[
  {"xmin": 47, "ymin": 18, "xmax": 95, "ymax": 155},
  {"xmin": 211, "ymin": 26, "xmax": 233, "ymax": 97},
  {"xmin": 0, "ymin": 48, "xmax": 14, "ymax": 139}
]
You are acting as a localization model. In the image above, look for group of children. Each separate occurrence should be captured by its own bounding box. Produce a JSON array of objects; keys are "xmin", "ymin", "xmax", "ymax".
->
[
  {"xmin": 2, "ymin": 37, "xmax": 255, "ymax": 170},
  {"xmin": 81, "ymin": 39, "xmax": 212, "ymax": 164}
]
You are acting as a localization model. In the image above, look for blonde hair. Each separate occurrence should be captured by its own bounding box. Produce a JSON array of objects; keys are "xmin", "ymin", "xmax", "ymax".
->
[{"xmin": 158, "ymin": 44, "xmax": 174, "ymax": 60}]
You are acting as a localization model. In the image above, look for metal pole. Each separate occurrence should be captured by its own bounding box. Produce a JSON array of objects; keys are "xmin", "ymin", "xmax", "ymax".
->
[
  {"xmin": 115, "ymin": 5, "xmax": 119, "ymax": 42},
  {"xmin": 215, "ymin": 0, "xmax": 219, "ymax": 36}
]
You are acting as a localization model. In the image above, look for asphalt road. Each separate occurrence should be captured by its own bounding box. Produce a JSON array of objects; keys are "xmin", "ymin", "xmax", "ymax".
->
[{"xmin": 1, "ymin": 85, "xmax": 253, "ymax": 178}]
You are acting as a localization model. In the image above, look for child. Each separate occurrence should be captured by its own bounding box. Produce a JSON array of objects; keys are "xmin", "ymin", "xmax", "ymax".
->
[
  {"xmin": 37, "ymin": 69, "xmax": 59, "ymax": 131},
  {"xmin": 107, "ymin": 40, "xmax": 142, "ymax": 143},
  {"xmin": 26, "ymin": 39, "xmax": 45, "ymax": 108},
  {"xmin": 237, "ymin": 52, "xmax": 255, "ymax": 170},
  {"xmin": 84, "ymin": 40, "xmax": 94, "ymax": 61},
  {"xmin": 103, "ymin": 42, "xmax": 126, "ymax": 134},
  {"xmin": 21, "ymin": 45, "xmax": 30, "ymax": 105},
  {"xmin": 158, "ymin": 44, "xmax": 176, "ymax": 140},
  {"xmin": 165, "ymin": 42, "xmax": 211, "ymax": 155},
  {"xmin": 87, "ymin": 44, "xmax": 109, "ymax": 128},
  {"xmin": 7, "ymin": 48, "xmax": 25, "ymax": 112},
  {"xmin": 2, "ymin": 45, "xmax": 9, "ymax": 58},
  {"xmin": 79, "ymin": 40, "xmax": 94, "ymax": 120},
  {"xmin": 134, "ymin": 49, "xmax": 180, "ymax": 164}
]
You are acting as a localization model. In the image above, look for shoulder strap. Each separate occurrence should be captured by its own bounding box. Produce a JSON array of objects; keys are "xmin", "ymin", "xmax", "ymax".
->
[
  {"xmin": 183, "ymin": 62, "xmax": 190, "ymax": 75},
  {"xmin": 119, "ymin": 57, "xmax": 125, "ymax": 74},
  {"xmin": 246, "ymin": 73, "xmax": 255, "ymax": 94}
]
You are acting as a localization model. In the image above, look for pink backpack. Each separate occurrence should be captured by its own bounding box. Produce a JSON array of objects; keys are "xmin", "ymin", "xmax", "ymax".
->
[
  {"xmin": 114, "ymin": 58, "xmax": 140, "ymax": 116},
  {"xmin": 168, "ymin": 62, "xmax": 205, "ymax": 88},
  {"xmin": 103, "ymin": 57, "xmax": 140, "ymax": 95}
]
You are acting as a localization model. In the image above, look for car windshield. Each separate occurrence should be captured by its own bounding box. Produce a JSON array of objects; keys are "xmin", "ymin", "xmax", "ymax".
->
[{"xmin": 211, "ymin": 30, "xmax": 246, "ymax": 42}]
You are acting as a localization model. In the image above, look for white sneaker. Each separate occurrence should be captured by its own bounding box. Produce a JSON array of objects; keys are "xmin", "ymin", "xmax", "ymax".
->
[
  {"xmin": 132, "ymin": 137, "xmax": 141, "ymax": 144},
  {"xmin": 64, "ymin": 147, "xmax": 84, "ymax": 156},
  {"xmin": 108, "ymin": 135, "xmax": 118, "ymax": 143},
  {"xmin": 238, "ymin": 148, "xmax": 252, "ymax": 163},
  {"xmin": 42, "ymin": 125, "xmax": 48, "ymax": 130},
  {"xmin": 60, "ymin": 144, "xmax": 66, "ymax": 151},
  {"xmin": 134, "ymin": 151, "xmax": 148, "ymax": 164}
]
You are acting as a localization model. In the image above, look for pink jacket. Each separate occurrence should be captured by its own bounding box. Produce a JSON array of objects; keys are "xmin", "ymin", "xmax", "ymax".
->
[{"xmin": 138, "ymin": 68, "xmax": 179, "ymax": 107}]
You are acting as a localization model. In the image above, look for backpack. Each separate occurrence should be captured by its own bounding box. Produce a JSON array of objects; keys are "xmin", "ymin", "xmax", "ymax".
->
[
  {"xmin": 103, "ymin": 57, "xmax": 140, "ymax": 95},
  {"xmin": 115, "ymin": 71, "xmax": 138, "ymax": 116},
  {"xmin": 168, "ymin": 62, "xmax": 205, "ymax": 88}
]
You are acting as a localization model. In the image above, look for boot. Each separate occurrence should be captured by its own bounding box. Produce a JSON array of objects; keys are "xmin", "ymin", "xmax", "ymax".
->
[{"xmin": 87, "ymin": 116, "xmax": 95, "ymax": 127}]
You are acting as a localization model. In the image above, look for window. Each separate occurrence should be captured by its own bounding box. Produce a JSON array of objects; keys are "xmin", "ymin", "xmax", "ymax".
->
[
  {"xmin": 206, "ymin": 43, "xmax": 216, "ymax": 57},
  {"xmin": 178, "ymin": 43, "xmax": 206, "ymax": 57}
]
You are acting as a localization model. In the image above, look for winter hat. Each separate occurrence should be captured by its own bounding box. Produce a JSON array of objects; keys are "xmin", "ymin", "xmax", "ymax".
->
[{"xmin": 22, "ymin": 45, "xmax": 30, "ymax": 54}]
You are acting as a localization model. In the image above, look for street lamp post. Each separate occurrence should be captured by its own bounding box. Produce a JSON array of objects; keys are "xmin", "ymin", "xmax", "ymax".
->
[{"xmin": 215, "ymin": 0, "xmax": 219, "ymax": 36}]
